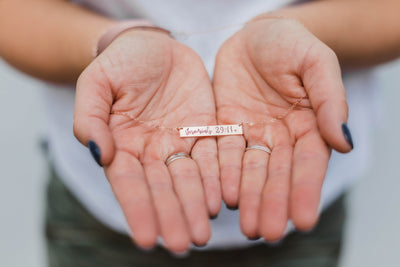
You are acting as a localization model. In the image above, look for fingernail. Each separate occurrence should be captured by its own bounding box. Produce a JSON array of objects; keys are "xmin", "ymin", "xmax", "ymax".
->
[
  {"xmin": 170, "ymin": 250, "xmax": 190, "ymax": 258},
  {"xmin": 247, "ymin": 236, "xmax": 260, "ymax": 241},
  {"xmin": 88, "ymin": 140, "xmax": 102, "ymax": 166},
  {"xmin": 225, "ymin": 204, "xmax": 238, "ymax": 211},
  {"xmin": 135, "ymin": 244, "xmax": 156, "ymax": 253},
  {"xmin": 266, "ymin": 237, "xmax": 285, "ymax": 246},
  {"xmin": 193, "ymin": 242, "xmax": 207, "ymax": 248},
  {"xmin": 210, "ymin": 214, "xmax": 218, "ymax": 220},
  {"xmin": 341, "ymin": 123, "xmax": 354, "ymax": 149},
  {"xmin": 298, "ymin": 225, "xmax": 316, "ymax": 235}
]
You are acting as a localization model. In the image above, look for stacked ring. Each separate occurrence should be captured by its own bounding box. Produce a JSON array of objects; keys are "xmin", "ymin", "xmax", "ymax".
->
[
  {"xmin": 245, "ymin": 145, "xmax": 271, "ymax": 154},
  {"xmin": 165, "ymin": 152, "xmax": 191, "ymax": 166}
]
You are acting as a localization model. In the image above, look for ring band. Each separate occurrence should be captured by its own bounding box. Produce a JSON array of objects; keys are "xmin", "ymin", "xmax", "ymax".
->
[
  {"xmin": 246, "ymin": 145, "xmax": 271, "ymax": 154},
  {"xmin": 165, "ymin": 152, "xmax": 191, "ymax": 166}
]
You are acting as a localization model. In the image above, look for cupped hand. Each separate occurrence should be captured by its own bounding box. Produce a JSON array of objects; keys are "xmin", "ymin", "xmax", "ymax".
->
[
  {"xmin": 73, "ymin": 30, "xmax": 221, "ymax": 252},
  {"xmin": 213, "ymin": 18, "xmax": 352, "ymax": 241}
]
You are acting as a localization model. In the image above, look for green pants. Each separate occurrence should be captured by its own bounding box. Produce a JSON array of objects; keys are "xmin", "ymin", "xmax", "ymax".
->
[{"xmin": 45, "ymin": 167, "xmax": 345, "ymax": 267}]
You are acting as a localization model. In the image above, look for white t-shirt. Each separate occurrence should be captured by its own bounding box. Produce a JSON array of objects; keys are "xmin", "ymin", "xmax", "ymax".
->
[{"xmin": 41, "ymin": 0, "xmax": 380, "ymax": 249}]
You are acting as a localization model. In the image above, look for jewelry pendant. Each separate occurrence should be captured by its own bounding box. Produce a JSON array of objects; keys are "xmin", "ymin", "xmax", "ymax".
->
[{"xmin": 179, "ymin": 124, "xmax": 243, "ymax": 137}]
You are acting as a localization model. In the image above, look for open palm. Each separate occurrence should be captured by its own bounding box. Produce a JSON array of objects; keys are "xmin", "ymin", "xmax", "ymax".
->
[
  {"xmin": 74, "ymin": 30, "xmax": 220, "ymax": 252},
  {"xmin": 214, "ymin": 19, "xmax": 352, "ymax": 241}
]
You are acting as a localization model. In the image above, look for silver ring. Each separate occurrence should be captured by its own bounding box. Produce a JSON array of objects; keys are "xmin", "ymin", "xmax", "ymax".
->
[
  {"xmin": 165, "ymin": 152, "xmax": 191, "ymax": 166},
  {"xmin": 246, "ymin": 145, "xmax": 271, "ymax": 154}
]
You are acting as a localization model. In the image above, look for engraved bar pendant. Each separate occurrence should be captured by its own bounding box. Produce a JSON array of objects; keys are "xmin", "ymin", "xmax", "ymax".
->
[{"xmin": 179, "ymin": 124, "xmax": 243, "ymax": 137}]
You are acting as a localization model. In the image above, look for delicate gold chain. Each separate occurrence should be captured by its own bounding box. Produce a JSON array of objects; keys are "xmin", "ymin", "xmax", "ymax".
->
[
  {"xmin": 110, "ymin": 96, "xmax": 307, "ymax": 135},
  {"xmin": 108, "ymin": 15, "xmax": 305, "ymax": 136}
]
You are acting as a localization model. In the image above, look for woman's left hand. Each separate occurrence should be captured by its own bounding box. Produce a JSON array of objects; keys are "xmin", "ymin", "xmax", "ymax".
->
[{"xmin": 213, "ymin": 17, "xmax": 353, "ymax": 241}]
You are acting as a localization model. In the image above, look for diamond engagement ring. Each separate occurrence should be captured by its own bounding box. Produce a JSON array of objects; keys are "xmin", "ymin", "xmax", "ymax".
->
[
  {"xmin": 165, "ymin": 152, "xmax": 191, "ymax": 166},
  {"xmin": 245, "ymin": 145, "xmax": 272, "ymax": 154}
]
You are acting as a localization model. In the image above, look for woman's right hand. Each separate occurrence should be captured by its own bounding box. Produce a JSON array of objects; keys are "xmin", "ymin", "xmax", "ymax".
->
[{"xmin": 73, "ymin": 30, "xmax": 220, "ymax": 253}]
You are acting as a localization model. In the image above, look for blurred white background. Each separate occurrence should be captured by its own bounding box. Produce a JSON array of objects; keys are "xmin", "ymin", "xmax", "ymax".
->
[{"xmin": 0, "ymin": 58, "xmax": 399, "ymax": 267}]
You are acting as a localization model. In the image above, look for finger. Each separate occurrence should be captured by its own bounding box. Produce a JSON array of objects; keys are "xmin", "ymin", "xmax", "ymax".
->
[
  {"xmin": 290, "ymin": 130, "xmax": 330, "ymax": 231},
  {"xmin": 74, "ymin": 64, "xmax": 115, "ymax": 166},
  {"xmin": 168, "ymin": 157, "xmax": 211, "ymax": 246},
  {"xmin": 144, "ymin": 160, "xmax": 191, "ymax": 252},
  {"xmin": 302, "ymin": 45, "xmax": 353, "ymax": 152},
  {"xmin": 104, "ymin": 151, "xmax": 157, "ymax": 249},
  {"xmin": 191, "ymin": 137, "xmax": 221, "ymax": 217},
  {"xmin": 259, "ymin": 144, "xmax": 292, "ymax": 242},
  {"xmin": 239, "ymin": 149, "xmax": 269, "ymax": 239},
  {"xmin": 217, "ymin": 135, "xmax": 246, "ymax": 208}
]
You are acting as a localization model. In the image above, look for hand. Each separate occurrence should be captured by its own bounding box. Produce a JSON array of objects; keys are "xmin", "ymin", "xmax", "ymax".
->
[
  {"xmin": 213, "ymin": 18, "xmax": 353, "ymax": 241},
  {"xmin": 73, "ymin": 30, "xmax": 221, "ymax": 252}
]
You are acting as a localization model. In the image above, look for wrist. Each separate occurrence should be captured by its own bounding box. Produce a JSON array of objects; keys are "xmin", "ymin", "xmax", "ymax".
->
[
  {"xmin": 94, "ymin": 20, "xmax": 171, "ymax": 57},
  {"xmin": 257, "ymin": 6, "xmax": 333, "ymax": 48},
  {"xmin": 245, "ymin": 11, "xmax": 305, "ymax": 30}
]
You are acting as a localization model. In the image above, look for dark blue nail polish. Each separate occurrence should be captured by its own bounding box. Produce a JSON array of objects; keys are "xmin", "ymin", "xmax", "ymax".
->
[
  {"xmin": 341, "ymin": 123, "xmax": 354, "ymax": 149},
  {"xmin": 226, "ymin": 204, "xmax": 238, "ymax": 211},
  {"xmin": 194, "ymin": 242, "xmax": 207, "ymax": 248},
  {"xmin": 210, "ymin": 214, "xmax": 218, "ymax": 220},
  {"xmin": 88, "ymin": 140, "xmax": 102, "ymax": 166}
]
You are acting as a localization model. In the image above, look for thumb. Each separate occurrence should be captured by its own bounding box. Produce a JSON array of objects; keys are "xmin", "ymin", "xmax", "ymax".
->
[
  {"xmin": 73, "ymin": 64, "xmax": 115, "ymax": 166},
  {"xmin": 302, "ymin": 46, "xmax": 353, "ymax": 153}
]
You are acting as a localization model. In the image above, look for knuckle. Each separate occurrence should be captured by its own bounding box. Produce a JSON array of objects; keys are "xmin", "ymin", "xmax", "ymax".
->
[
  {"xmin": 220, "ymin": 163, "xmax": 241, "ymax": 174},
  {"xmin": 242, "ymin": 159, "xmax": 267, "ymax": 171},
  {"xmin": 240, "ymin": 191, "xmax": 261, "ymax": 201},
  {"xmin": 176, "ymin": 167, "xmax": 199, "ymax": 180},
  {"xmin": 218, "ymin": 139, "xmax": 245, "ymax": 151},
  {"xmin": 268, "ymin": 163, "xmax": 290, "ymax": 178},
  {"xmin": 298, "ymin": 150, "xmax": 328, "ymax": 162},
  {"xmin": 149, "ymin": 180, "xmax": 172, "ymax": 193}
]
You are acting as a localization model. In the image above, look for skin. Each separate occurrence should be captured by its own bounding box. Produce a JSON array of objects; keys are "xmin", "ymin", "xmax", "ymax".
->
[
  {"xmin": 270, "ymin": 0, "xmax": 400, "ymax": 68},
  {"xmin": 214, "ymin": 18, "xmax": 350, "ymax": 241},
  {"xmin": 0, "ymin": 0, "xmax": 114, "ymax": 82},
  {"xmin": 74, "ymin": 30, "xmax": 220, "ymax": 252},
  {"xmin": 2, "ymin": 0, "xmax": 400, "ymax": 253},
  {"xmin": 2, "ymin": 0, "xmax": 400, "ymax": 82}
]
